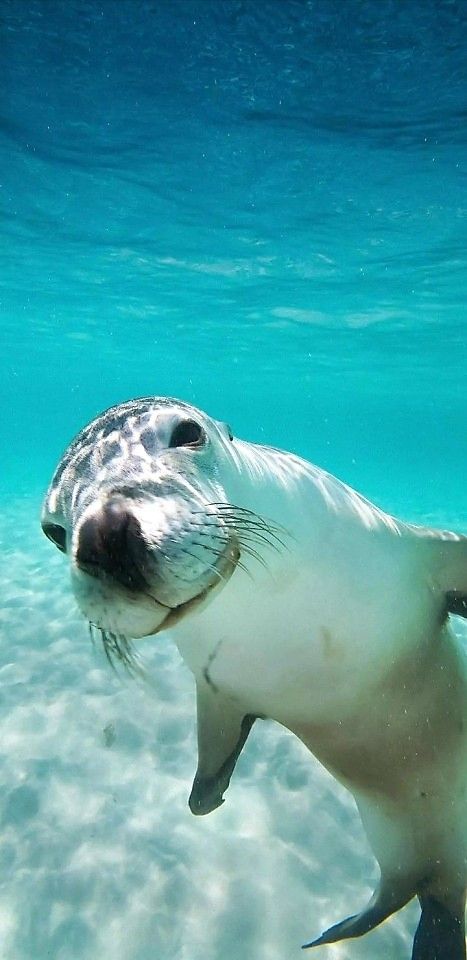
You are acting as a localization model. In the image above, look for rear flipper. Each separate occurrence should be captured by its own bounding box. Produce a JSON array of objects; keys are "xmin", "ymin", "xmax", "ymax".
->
[
  {"xmin": 302, "ymin": 880, "xmax": 414, "ymax": 949},
  {"xmin": 412, "ymin": 895, "xmax": 466, "ymax": 960}
]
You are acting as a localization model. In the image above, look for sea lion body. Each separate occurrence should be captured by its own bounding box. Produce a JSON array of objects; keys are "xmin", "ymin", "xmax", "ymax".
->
[
  {"xmin": 41, "ymin": 398, "xmax": 467, "ymax": 959},
  {"xmin": 174, "ymin": 439, "xmax": 467, "ymax": 923}
]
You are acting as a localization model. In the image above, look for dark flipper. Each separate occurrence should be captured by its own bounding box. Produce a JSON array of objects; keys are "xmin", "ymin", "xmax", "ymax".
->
[
  {"xmin": 446, "ymin": 591, "xmax": 467, "ymax": 619},
  {"xmin": 188, "ymin": 678, "xmax": 257, "ymax": 816},
  {"xmin": 302, "ymin": 881, "xmax": 414, "ymax": 949},
  {"xmin": 412, "ymin": 896, "xmax": 466, "ymax": 960}
]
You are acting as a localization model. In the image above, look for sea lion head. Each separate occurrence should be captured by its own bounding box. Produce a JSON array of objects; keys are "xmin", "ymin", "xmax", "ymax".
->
[{"xmin": 41, "ymin": 398, "xmax": 243, "ymax": 655}]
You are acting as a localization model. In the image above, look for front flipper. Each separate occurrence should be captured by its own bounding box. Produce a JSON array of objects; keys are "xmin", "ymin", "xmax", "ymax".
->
[
  {"xmin": 302, "ymin": 879, "xmax": 414, "ymax": 949},
  {"xmin": 189, "ymin": 679, "xmax": 257, "ymax": 816}
]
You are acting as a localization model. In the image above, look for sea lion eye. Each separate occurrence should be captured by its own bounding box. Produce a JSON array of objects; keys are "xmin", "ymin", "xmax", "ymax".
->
[
  {"xmin": 42, "ymin": 522, "xmax": 67, "ymax": 553},
  {"xmin": 169, "ymin": 419, "xmax": 205, "ymax": 449}
]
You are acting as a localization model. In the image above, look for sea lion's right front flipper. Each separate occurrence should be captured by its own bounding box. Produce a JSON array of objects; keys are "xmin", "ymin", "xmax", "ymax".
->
[{"xmin": 189, "ymin": 679, "xmax": 257, "ymax": 816}]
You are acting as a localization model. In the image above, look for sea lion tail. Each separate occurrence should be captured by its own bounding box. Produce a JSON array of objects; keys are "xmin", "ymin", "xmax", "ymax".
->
[
  {"xmin": 302, "ymin": 878, "xmax": 414, "ymax": 949},
  {"xmin": 412, "ymin": 895, "xmax": 466, "ymax": 960}
]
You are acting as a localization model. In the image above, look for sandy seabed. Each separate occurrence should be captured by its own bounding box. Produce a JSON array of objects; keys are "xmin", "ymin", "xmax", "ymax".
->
[{"xmin": 3, "ymin": 496, "xmax": 464, "ymax": 960}]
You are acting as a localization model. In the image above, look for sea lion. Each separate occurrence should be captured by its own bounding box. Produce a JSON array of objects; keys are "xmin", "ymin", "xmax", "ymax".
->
[{"xmin": 41, "ymin": 396, "xmax": 467, "ymax": 959}]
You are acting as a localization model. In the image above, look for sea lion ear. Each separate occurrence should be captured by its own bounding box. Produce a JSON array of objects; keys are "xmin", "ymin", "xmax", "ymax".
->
[
  {"xmin": 189, "ymin": 679, "xmax": 256, "ymax": 816},
  {"xmin": 215, "ymin": 419, "xmax": 234, "ymax": 441}
]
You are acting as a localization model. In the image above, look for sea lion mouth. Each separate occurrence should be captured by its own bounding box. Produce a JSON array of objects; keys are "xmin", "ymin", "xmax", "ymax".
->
[
  {"xmin": 147, "ymin": 537, "xmax": 241, "ymax": 633},
  {"xmin": 79, "ymin": 534, "xmax": 241, "ymax": 605},
  {"xmin": 69, "ymin": 500, "xmax": 287, "ymax": 650},
  {"xmin": 76, "ymin": 533, "xmax": 241, "ymax": 650},
  {"xmin": 87, "ymin": 538, "xmax": 240, "ymax": 673}
]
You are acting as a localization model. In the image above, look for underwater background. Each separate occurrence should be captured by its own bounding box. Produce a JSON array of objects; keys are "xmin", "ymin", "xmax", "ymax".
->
[{"xmin": 1, "ymin": 1, "xmax": 466, "ymax": 957}]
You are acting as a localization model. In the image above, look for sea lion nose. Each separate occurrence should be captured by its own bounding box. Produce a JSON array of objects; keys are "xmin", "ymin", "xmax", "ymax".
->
[{"xmin": 76, "ymin": 500, "xmax": 147, "ymax": 591}]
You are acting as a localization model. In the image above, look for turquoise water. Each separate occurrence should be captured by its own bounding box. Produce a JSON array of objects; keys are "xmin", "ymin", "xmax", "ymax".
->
[{"xmin": 1, "ymin": 2, "xmax": 466, "ymax": 958}]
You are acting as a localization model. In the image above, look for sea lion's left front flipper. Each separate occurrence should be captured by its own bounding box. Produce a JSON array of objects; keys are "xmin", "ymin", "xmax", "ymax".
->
[
  {"xmin": 415, "ymin": 531, "xmax": 467, "ymax": 618},
  {"xmin": 189, "ymin": 679, "xmax": 257, "ymax": 816}
]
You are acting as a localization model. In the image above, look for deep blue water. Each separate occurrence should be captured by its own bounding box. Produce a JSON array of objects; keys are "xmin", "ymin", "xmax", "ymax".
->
[
  {"xmin": 2, "ymin": 0, "xmax": 466, "ymax": 519},
  {"xmin": 1, "ymin": 3, "xmax": 467, "ymax": 959}
]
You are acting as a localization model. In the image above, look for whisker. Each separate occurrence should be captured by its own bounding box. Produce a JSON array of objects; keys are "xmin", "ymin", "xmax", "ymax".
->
[
  {"xmin": 174, "ymin": 503, "xmax": 288, "ymax": 574},
  {"xmin": 162, "ymin": 538, "xmax": 231, "ymax": 586},
  {"xmin": 221, "ymin": 523, "xmax": 284, "ymax": 554},
  {"xmin": 189, "ymin": 520, "xmax": 282, "ymax": 569},
  {"xmin": 209, "ymin": 510, "xmax": 289, "ymax": 547},
  {"xmin": 89, "ymin": 623, "xmax": 146, "ymax": 680},
  {"xmin": 237, "ymin": 540, "xmax": 271, "ymax": 573},
  {"xmin": 189, "ymin": 510, "xmax": 288, "ymax": 554},
  {"xmin": 211, "ymin": 502, "xmax": 289, "ymax": 534},
  {"xmin": 170, "ymin": 525, "xmax": 267, "ymax": 578},
  {"xmin": 184, "ymin": 546, "xmax": 230, "ymax": 585},
  {"xmin": 89, "ymin": 622, "xmax": 98, "ymax": 649},
  {"xmin": 176, "ymin": 529, "xmax": 255, "ymax": 581},
  {"xmin": 230, "ymin": 523, "xmax": 288, "ymax": 551}
]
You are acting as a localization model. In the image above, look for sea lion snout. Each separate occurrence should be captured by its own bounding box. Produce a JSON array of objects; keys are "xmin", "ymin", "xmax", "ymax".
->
[{"xmin": 75, "ymin": 499, "xmax": 148, "ymax": 592}]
